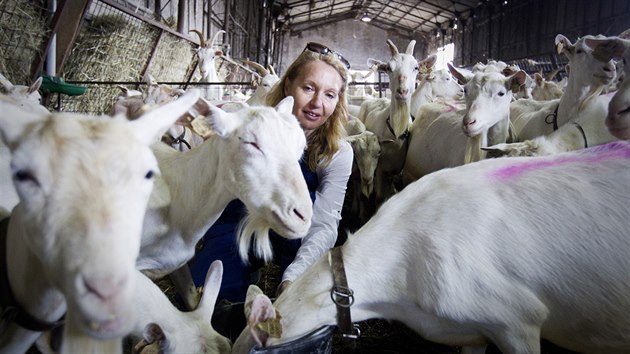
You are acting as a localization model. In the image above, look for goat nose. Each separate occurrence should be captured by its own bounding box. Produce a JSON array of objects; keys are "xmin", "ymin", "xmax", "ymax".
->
[
  {"xmin": 398, "ymin": 88, "xmax": 409, "ymax": 95},
  {"xmin": 604, "ymin": 62, "xmax": 615, "ymax": 72},
  {"xmin": 83, "ymin": 275, "xmax": 128, "ymax": 301},
  {"xmin": 293, "ymin": 207, "xmax": 306, "ymax": 222},
  {"xmin": 463, "ymin": 117, "xmax": 476, "ymax": 127}
]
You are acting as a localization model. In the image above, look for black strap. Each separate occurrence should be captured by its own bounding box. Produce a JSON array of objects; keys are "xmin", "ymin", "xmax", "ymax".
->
[
  {"xmin": 544, "ymin": 104, "xmax": 560, "ymax": 131},
  {"xmin": 386, "ymin": 116, "xmax": 410, "ymax": 140},
  {"xmin": 329, "ymin": 247, "xmax": 360, "ymax": 341},
  {"xmin": 572, "ymin": 122, "xmax": 588, "ymax": 148},
  {"xmin": 0, "ymin": 217, "xmax": 64, "ymax": 332}
]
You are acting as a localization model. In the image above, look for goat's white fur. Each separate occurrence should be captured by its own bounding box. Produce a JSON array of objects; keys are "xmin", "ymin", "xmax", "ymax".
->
[
  {"xmin": 233, "ymin": 140, "xmax": 630, "ymax": 354},
  {"xmin": 0, "ymin": 91, "xmax": 201, "ymax": 353}
]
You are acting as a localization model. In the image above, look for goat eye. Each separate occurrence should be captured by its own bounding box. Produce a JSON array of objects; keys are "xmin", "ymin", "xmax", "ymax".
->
[
  {"xmin": 240, "ymin": 137, "xmax": 262, "ymax": 152},
  {"xmin": 14, "ymin": 169, "xmax": 37, "ymax": 183},
  {"xmin": 246, "ymin": 141, "xmax": 261, "ymax": 151},
  {"xmin": 498, "ymin": 91, "xmax": 506, "ymax": 97},
  {"xmin": 145, "ymin": 170, "xmax": 155, "ymax": 179}
]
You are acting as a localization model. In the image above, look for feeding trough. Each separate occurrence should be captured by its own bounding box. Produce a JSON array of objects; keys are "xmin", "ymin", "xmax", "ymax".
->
[{"xmin": 250, "ymin": 325, "xmax": 334, "ymax": 354}]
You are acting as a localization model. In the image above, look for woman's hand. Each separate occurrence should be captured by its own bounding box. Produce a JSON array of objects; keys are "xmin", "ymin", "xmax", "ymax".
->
[{"xmin": 276, "ymin": 280, "xmax": 293, "ymax": 297}]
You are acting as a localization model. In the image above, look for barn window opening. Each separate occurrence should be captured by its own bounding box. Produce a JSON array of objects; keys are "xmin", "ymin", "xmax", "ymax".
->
[{"xmin": 435, "ymin": 43, "xmax": 454, "ymax": 70}]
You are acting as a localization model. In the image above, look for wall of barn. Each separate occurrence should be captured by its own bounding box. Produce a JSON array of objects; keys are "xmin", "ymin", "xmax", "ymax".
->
[{"xmin": 276, "ymin": 19, "xmax": 428, "ymax": 72}]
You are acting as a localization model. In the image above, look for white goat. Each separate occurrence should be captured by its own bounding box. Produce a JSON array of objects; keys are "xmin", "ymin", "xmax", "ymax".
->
[
  {"xmin": 361, "ymin": 39, "xmax": 418, "ymax": 205},
  {"xmin": 402, "ymin": 65, "xmax": 526, "ymax": 184},
  {"xmin": 233, "ymin": 140, "xmax": 630, "ymax": 354},
  {"xmin": 243, "ymin": 60, "xmax": 280, "ymax": 106},
  {"xmin": 510, "ymin": 34, "xmax": 616, "ymax": 142},
  {"xmin": 344, "ymin": 117, "xmax": 380, "ymax": 224},
  {"xmin": 130, "ymin": 261, "xmax": 231, "ymax": 354},
  {"xmin": 531, "ymin": 72, "xmax": 564, "ymax": 101},
  {"xmin": 586, "ymin": 30, "xmax": 630, "ymax": 140},
  {"xmin": 190, "ymin": 29, "xmax": 227, "ymax": 101},
  {"xmin": 0, "ymin": 73, "xmax": 43, "ymax": 107},
  {"xmin": 137, "ymin": 97, "xmax": 313, "ymax": 308},
  {"xmin": 486, "ymin": 36, "xmax": 622, "ymax": 157},
  {"xmin": 35, "ymin": 262, "xmax": 232, "ymax": 354},
  {"xmin": 0, "ymin": 76, "xmax": 48, "ymax": 217},
  {"xmin": 410, "ymin": 55, "xmax": 464, "ymax": 116},
  {"xmin": 0, "ymin": 91, "xmax": 200, "ymax": 353}
]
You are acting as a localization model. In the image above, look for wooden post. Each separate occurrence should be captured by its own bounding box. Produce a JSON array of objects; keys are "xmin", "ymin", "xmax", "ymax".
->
[{"xmin": 32, "ymin": 0, "xmax": 92, "ymax": 79}]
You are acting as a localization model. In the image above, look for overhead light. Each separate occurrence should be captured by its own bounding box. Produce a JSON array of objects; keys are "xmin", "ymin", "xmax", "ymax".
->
[{"xmin": 361, "ymin": 12, "xmax": 371, "ymax": 22}]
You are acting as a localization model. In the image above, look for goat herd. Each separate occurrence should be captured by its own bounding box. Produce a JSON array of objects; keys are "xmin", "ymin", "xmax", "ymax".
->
[{"xmin": 0, "ymin": 29, "xmax": 629, "ymax": 354}]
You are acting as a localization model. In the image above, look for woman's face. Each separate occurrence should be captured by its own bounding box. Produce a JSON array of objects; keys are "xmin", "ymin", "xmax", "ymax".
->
[{"xmin": 284, "ymin": 60, "xmax": 343, "ymax": 136}]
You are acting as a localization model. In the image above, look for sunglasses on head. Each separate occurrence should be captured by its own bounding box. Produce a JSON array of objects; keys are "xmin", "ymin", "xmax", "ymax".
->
[{"xmin": 304, "ymin": 42, "xmax": 351, "ymax": 69}]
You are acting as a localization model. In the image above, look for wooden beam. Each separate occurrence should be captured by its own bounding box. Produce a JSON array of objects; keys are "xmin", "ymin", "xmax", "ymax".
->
[{"xmin": 51, "ymin": 0, "xmax": 92, "ymax": 76}]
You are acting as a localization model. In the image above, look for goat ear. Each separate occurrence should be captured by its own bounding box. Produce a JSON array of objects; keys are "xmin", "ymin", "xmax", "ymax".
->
[
  {"xmin": 0, "ymin": 98, "xmax": 47, "ymax": 148},
  {"xmin": 142, "ymin": 323, "xmax": 165, "ymax": 345},
  {"xmin": 204, "ymin": 103, "xmax": 241, "ymax": 137},
  {"xmin": 28, "ymin": 77, "xmax": 43, "ymax": 94},
  {"xmin": 275, "ymin": 96, "xmax": 294, "ymax": 115},
  {"xmin": 585, "ymin": 38, "xmax": 626, "ymax": 62},
  {"xmin": 420, "ymin": 54, "xmax": 437, "ymax": 70},
  {"xmin": 0, "ymin": 73, "xmax": 13, "ymax": 92},
  {"xmin": 534, "ymin": 72, "xmax": 544, "ymax": 86},
  {"xmin": 246, "ymin": 291, "xmax": 278, "ymax": 347},
  {"xmin": 555, "ymin": 34, "xmax": 574, "ymax": 55},
  {"xmin": 130, "ymin": 90, "xmax": 200, "ymax": 145},
  {"xmin": 448, "ymin": 63, "xmax": 470, "ymax": 85},
  {"xmin": 196, "ymin": 260, "xmax": 223, "ymax": 318},
  {"xmin": 508, "ymin": 70, "xmax": 528, "ymax": 93}
]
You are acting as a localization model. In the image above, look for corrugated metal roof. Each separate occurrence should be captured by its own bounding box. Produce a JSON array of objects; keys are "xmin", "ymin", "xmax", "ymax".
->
[{"xmin": 272, "ymin": 0, "xmax": 483, "ymax": 38}]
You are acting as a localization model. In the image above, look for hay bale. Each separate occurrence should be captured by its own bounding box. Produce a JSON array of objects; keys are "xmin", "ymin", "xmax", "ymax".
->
[
  {"xmin": 0, "ymin": 0, "xmax": 49, "ymax": 85},
  {"xmin": 64, "ymin": 14, "xmax": 156, "ymax": 82},
  {"xmin": 147, "ymin": 32, "xmax": 196, "ymax": 82},
  {"xmin": 61, "ymin": 13, "xmax": 158, "ymax": 113}
]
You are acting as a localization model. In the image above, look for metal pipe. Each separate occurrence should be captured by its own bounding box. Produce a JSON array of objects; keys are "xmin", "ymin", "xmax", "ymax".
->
[{"xmin": 46, "ymin": 0, "xmax": 57, "ymax": 76}]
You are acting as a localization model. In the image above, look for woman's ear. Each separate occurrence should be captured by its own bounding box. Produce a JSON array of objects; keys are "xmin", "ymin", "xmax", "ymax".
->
[{"xmin": 283, "ymin": 78, "xmax": 291, "ymax": 96}]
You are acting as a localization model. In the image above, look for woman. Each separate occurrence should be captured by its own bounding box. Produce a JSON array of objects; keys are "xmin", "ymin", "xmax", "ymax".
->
[{"xmin": 188, "ymin": 41, "xmax": 353, "ymax": 301}]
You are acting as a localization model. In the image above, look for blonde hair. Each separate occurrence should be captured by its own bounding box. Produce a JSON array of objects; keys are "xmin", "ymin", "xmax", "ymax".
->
[{"xmin": 266, "ymin": 49, "xmax": 349, "ymax": 171}]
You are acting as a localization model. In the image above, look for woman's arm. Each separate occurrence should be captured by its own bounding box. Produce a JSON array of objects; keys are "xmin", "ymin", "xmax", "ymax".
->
[{"xmin": 281, "ymin": 140, "xmax": 354, "ymax": 283}]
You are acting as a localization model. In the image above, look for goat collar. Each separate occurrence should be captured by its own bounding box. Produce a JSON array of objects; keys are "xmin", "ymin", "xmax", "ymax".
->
[
  {"xmin": 328, "ymin": 247, "xmax": 360, "ymax": 341},
  {"xmin": 386, "ymin": 115, "xmax": 415, "ymax": 141},
  {"xmin": 571, "ymin": 122, "xmax": 588, "ymax": 149},
  {"xmin": 544, "ymin": 104, "xmax": 560, "ymax": 131},
  {"xmin": 0, "ymin": 217, "xmax": 65, "ymax": 332},
  {"xmin": 163, "ymin": 127, "xmax": 192, "ymax": 150}
]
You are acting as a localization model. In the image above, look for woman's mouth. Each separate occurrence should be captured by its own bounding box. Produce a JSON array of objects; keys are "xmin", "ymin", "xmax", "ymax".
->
[{"xmin": 303, "ymin": 110, "xmax": 320, "ymax": 121}]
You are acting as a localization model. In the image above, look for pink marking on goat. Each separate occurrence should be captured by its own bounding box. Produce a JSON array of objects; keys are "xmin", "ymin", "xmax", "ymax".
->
[{"xmin": 491, "ymin": 142, "xmax": 630, "ymax": 180}]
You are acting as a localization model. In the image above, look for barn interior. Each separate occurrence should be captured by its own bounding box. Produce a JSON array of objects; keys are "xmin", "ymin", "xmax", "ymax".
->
[{"xmin": 2, "ymin": 0, "xmax": 630, "ymax": 353}]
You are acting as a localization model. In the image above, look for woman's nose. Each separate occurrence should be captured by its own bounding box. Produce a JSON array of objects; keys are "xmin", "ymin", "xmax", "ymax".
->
[{"xmin": 308, "ymin": 93, "xmax": 323, "ymax": 107}]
